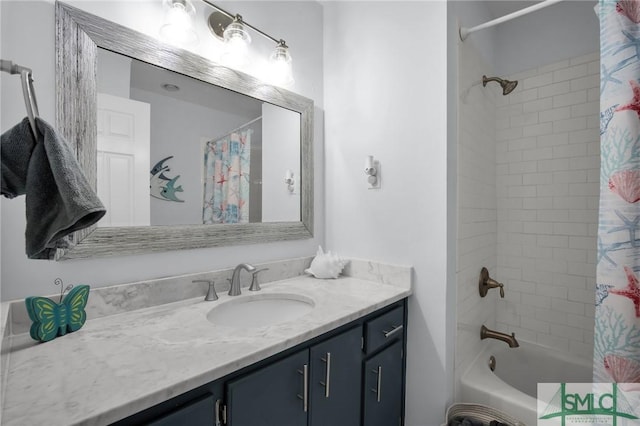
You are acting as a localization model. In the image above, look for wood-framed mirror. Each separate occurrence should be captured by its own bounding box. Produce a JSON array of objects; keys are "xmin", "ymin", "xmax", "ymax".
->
[{"xmin": 55, "ymin": 2, "xmax": 313, "ymax": 260}]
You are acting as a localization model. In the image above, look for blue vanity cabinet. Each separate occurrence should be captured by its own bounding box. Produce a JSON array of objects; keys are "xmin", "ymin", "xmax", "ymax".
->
[
  {"xmin": 363, "ymin": 340, "xmax": 404, "ymax": 426},
  {"xmin": 361, "ymin": 305, "xmax": 407, "ymax": 426},
  {"xmin": 112, "ymin": 381, "xmax": 224, "ymax": 426},
  {"xmin": 110, "ymin": 299, "xmax": 407, "ymax": 426},
  {"xmin": 308, "ymin": 326, "xmax": 363, "ymax": 426},
  {"xmin": 147, "ymin": 394, "xmax": 216, "ymax": 426},
  {"xmin": 226, "ymin": 325, "xmax": 363, "ymax": 426},
  {"xmin": 226, "ymin": 350, "xmax": 309, "ymax": 426}
]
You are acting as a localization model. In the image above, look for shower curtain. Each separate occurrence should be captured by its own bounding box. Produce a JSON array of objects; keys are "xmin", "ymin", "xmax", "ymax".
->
[
  {"xmin": 202, "ymin": 129, "xmax": 251, "ymax": 224},
  {"xmin": 594, "ymin": 0, "xmax": 640, "ymax": 384}
]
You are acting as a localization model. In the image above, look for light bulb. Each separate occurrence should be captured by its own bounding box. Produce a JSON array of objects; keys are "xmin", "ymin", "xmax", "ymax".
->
[
  {"xmin": 159, "ymin": 0, "xmax": 198, "ymax": 48},
  {"xmin": 221, "ymin": 18, "xmax": 251, "ymax": 69},
  {"xmin": 267, "ymin": 42, "xmax": 294, "ymax": 88}
]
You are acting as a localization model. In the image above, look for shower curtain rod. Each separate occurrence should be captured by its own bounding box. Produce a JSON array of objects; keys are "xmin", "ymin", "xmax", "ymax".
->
[
  {"xmin": 211, "ymin": 115, "xmax": 262, "ymax": 142},
  {"xmin": 459, "ymin": 0, "xmax": 565, "ymax": 41}
]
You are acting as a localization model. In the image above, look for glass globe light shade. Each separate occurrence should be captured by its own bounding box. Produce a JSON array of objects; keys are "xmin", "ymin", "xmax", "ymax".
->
[
  {"xmin": 159, "ymin": 0, "xmax": 198, "ymax": 48},
  {"xmin": 267, "ymin": 43, "xmax": 294, "ymax": 88},
  {"xmin": 221, "ymin": 19, "xmax": 251, "ymax": 69},
  {"xmin": 223, "ymin": 20, "xmax": 251, "ymax": 45}
]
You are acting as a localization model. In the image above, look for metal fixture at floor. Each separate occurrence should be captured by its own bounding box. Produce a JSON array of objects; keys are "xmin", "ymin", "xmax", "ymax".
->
[
  {"xmin": 482, "ymin": 75, "xmax": 518, "ymax": 95},
  {"xmin": 479, "ymin": 267, "xmax": 505, "ymax": 298},
  {"xmin": 481, "ymin": 325, "xmax": 519, "ymax": 348}
]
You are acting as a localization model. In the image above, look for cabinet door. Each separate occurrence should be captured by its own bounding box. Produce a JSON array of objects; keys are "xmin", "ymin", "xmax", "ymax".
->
[
  {"xmin": 363, "ymin": 340, "xmax": 404, "ymax": 426},
  {"xmin": 309, "ymin": 326, "xmax": 362, "ymax": 426},
  {"xmin": 147, "ymin": 394, "xmax": 216, "ymax": 426},
  {"xmin": 226, "ymin": 350, "xmax": 309, "ymax": 426}
]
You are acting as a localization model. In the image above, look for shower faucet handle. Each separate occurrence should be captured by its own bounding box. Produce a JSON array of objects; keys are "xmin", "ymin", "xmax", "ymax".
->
[{"xmin": 479, "ymin": 267, "xmax": 505, "ymax": 298}]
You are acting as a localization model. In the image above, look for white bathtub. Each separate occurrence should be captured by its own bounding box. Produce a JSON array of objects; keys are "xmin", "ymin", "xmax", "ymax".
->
[{"xmin": 460, "ymin": 340, "xmax": 592, "ymax": 425}]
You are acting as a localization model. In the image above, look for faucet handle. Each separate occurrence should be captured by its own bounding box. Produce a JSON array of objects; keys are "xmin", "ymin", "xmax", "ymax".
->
[
  {"xmin": 479, "ymin": 267, "xmax": 505, "ymax": 298},
  {"xmin": 193, "ymin": 279, "xmax": 218, "ymax": 301},
  {"xmin": 249, "ymin": 268, "xmax": 269, "ymax": 292}
]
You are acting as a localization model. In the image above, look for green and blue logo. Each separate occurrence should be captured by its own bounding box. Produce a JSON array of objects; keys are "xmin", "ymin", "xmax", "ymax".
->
[{"xmin": 538, "ymin": 383, "xmax": 639, "ymax": 425}]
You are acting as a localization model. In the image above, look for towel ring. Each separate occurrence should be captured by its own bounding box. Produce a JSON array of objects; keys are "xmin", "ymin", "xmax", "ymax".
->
[{"xmin": 1, "ymin": 59, "xmax": 40, "ymax": 138}]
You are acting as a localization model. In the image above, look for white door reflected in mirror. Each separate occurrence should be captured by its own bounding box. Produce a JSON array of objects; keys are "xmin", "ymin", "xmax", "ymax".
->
[{"xmin": 96, "ymin": 93, "xmax": 150, "ymax": 227}]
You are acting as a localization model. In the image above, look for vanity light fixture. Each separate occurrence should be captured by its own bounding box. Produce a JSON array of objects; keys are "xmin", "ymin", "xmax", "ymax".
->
[
  {"xmin": 159, "ymin": 0, "xmax": 199, "ymax": 48},
  {"xmin": 364, "ymin": 155, "xmax": 380, "ymax": 189},
  {"xmin": 220, "ymin": 15, "xmax": 251, "ymax": 69},
  {"xmin": 267, "ymin": 40, "xmax": 294, "ymax": 87},
  {"xmin": 285, "ymin": 169, "xmax": 295, "ymax": 193},
  {"xmin": 203, "ymin": 0, "xmax": 294, "ymax": 87}
]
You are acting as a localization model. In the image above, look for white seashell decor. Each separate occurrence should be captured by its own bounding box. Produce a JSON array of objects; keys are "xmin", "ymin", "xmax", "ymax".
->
[{"xmin": 305, "ymin": 246, "xmax": 347, "ymax": 279}]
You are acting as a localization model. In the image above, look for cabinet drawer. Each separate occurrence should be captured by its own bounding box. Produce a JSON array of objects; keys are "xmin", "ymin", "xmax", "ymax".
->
[{"xmin": 364, "ymin": 306, "xmax": 404, "ymax": 354}]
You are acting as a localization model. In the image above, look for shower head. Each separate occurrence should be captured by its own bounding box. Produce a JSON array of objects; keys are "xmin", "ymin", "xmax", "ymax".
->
[{"xmin": 482, "ymin": 75, "xmax": 518, "ymax": 95}]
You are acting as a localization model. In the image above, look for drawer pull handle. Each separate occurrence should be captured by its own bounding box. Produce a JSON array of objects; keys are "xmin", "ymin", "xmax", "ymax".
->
[
  {"xmin": 297, "ymin": 364, "xmax": 309, "ymax": 412},
  {"xmin": 320, "ymin": 352, "xmax": 331, "ymax": 398},
  {"xmin": 383, "ymin": 324, "xmax": 404, "ymax": 338},
  {"xmin": 370, "ymin": 366, "xmax": 382, "ymax": 402}
]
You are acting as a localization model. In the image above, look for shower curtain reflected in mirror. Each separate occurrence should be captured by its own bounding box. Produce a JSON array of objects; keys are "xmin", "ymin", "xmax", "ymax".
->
[
  {"xmin": 594, "ymin": 0, "xmax": 640, "ymax": 385},
  {"xmin": 202, "ymin": 129, "xmax": 252, "ymax": 224}
]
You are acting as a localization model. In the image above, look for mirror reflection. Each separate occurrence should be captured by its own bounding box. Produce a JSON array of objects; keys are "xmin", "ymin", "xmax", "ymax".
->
[{"xmin": 96, "ymin": 48, "xmax": 301, "ymax": 227}]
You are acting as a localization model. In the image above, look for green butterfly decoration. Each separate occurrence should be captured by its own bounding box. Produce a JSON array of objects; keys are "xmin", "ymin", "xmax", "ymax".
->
[{"xmin": 25, "ymin": 284, "xmax": 90, "ymax": 342}]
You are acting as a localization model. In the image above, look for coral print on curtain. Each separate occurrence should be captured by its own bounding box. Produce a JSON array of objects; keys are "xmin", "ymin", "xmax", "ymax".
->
[
  {"xmin": 202, "ymin": 129, "xmax": 251, "ymax": 224},
  {"xmin": 594, "ymin": 0, "xmax": 640, "ymax": 386}
]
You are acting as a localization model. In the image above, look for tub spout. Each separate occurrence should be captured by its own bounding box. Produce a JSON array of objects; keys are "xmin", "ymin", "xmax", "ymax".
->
[{"xmin": 481, "ymin": 325, "xmax": 519, "ymax": 348}]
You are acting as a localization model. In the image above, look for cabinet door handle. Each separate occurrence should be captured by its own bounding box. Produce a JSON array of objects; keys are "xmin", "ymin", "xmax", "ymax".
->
[
  {"xmin": 214, "ymin": 399, "xmax": 225, "ymax": 426},
  {"xmin": 214, "ymin": 399, "xmax": 220, "ymax": 426},
  {"xmin": 370, "ymin": 366, "xmax": 382, "ymax": 402},
  {"xmin": 297, "ymin": 364, "xmax": 309, "ymax": 412},
  {"xmin": 320, "ymin": 352, "xmax": 331, "ymax": 398},
  {"xmin": 383, "ymin": 324, "xmax": 403, "ymax": 339}
]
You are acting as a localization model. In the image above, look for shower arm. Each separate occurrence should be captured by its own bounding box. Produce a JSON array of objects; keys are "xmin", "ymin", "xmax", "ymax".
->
[{"xmin": 482, "ymin": 76, "xmax": 503, "ymax": 86}]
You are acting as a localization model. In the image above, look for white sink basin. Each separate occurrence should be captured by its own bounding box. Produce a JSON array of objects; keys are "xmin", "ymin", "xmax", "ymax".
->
[{"xmin": 206, "ymin": 293, "xmax": 315, "ymax": 328}]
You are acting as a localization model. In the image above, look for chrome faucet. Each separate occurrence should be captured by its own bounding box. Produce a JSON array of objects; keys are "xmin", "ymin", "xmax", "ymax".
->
[
  {"xmin": 480, "ymin": 325, "xmax": 519, "ymax": 348},
  {"xmin": 229, "ymin": 263, "xmax": 256, "ymax": 296}
]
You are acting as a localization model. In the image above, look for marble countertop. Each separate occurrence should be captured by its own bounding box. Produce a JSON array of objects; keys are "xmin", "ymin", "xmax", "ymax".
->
[{"xmin": 1, "ymin": 259, "xmax": 411, "ymax": 426}]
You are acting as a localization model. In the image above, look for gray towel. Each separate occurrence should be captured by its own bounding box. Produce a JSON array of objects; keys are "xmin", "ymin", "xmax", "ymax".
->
[{"xmin": 1, "ymin": 117, "xmax": 106, "ymax": 259}]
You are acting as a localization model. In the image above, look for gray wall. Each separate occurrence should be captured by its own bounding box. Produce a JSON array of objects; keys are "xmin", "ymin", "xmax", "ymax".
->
[
  {"xmin": 323, "ymin": 2, "xmax": 449, "ymax": 425},
  {"xmin": 0, "ymin": 0, "xmax": 324, "ymax": 301}
]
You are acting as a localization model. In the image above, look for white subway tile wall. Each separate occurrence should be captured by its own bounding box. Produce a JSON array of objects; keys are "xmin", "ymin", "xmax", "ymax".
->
[
  {"xmin": 495, "ymin": 52, "xmax": 599, "ymax": 361},
  {"xmin": 455, "ymin": 41, "xmax": 498, "ymax": 395}
]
